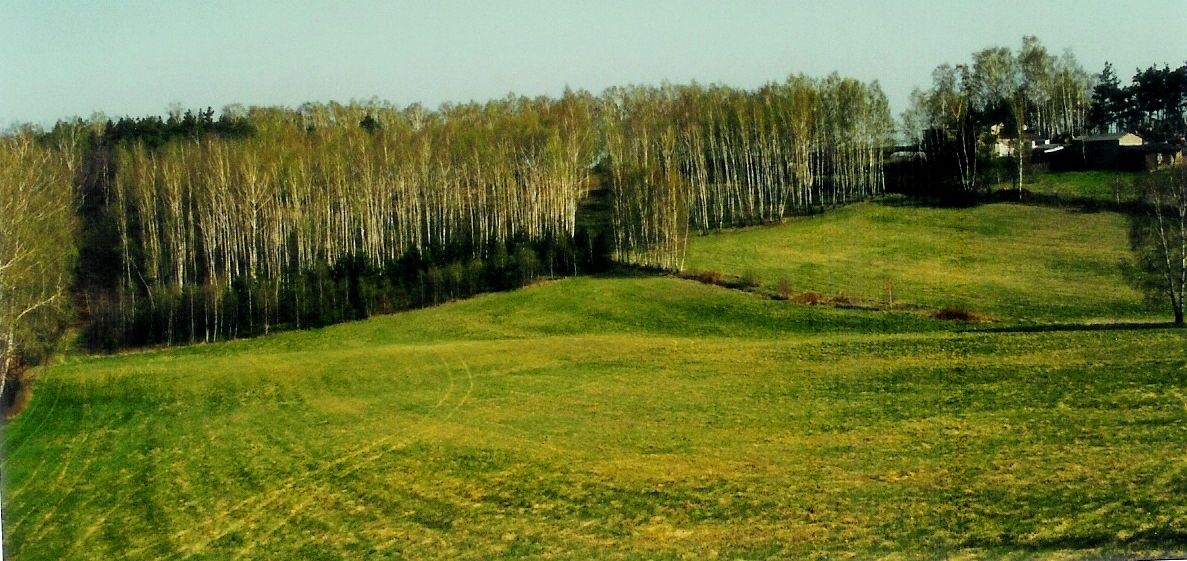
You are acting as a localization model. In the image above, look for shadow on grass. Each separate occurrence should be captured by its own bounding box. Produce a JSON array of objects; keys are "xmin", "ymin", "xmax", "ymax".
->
[
  {"xmin": 591, "ymin": 264, "xmax": 668, "ymax": 279},
  {"xmin": 962, "ymin": 527, "xmax": 1187, "ymax": 556},
  {"xmin": 969, "ymin": 321, "xmax": 1182, "ymax": 334},
  {"xmin": 881, "ymin": 189, "xmax": 1152, "ymax": 215},
  {"xmin": 876, "ymin": 192, "xmax": 981, "ymax": 209},
  {"xmin": 998, "ymin": 190, "xmax": 1149, "ymax": 215}
]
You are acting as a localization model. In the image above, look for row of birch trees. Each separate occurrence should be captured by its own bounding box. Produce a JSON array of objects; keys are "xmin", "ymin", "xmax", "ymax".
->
[
  {"xmin": 82, "ymin": 94, "xmax": 598, "ymax": 347},
  {"xmin": 603, "ymin": 74, "xmax": 894, "ymax": 269},
  {"xmin": 0, "ymin": 132, "xmax": 78, "ymax": 400},
  {"xmin": 46, "ymin": 73, "xmax": 891, "ymax": 348}
]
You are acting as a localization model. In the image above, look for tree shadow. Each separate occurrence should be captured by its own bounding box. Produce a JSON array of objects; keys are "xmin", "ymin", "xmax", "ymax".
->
[
  {"xmin": 878, "ymin": 189, "xmax": 1151, "ymax": 214},
  {"xmin": 877, "ymin": 192, "xmax": 982, "ymax": 209},
  {"xmin": 590, "ymin": 265, "xmax": 669, "ymax": 279},
  {"xmin": 962, "ymin": 527, "xmax": 1187, "ymax": 557},
  {"xmin": 998, "ymin": 190, "xmax": 1148, "ymax": 215},
  {"xmin": 969, "ymin": 321, "xmax": 1181, "ymax": 334}
]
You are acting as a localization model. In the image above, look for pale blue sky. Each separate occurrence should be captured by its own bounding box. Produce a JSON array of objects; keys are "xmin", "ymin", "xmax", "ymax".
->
[{"xmin": 2, "ymin": 0, "xmax": 1186, "ymax": 126}]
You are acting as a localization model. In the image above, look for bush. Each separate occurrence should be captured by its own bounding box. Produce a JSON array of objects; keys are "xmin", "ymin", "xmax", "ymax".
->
[
  {"xmin": 685, "ymin": 270, "xmax": 726, "ymax": 285},
  {"xmin": 829, "ymin": 293, "xmax": 860, "ymax": 307},
  {"xmin": 776, "ymin": 277, "xmax": 794, "ymax": 300},
  {"xmin": 735, "ymin": 270, "xmax": 762, "ymax": 290},
  {"xmin": 930, "ymin": 307, "xmax": 989, "ymax": 321}
]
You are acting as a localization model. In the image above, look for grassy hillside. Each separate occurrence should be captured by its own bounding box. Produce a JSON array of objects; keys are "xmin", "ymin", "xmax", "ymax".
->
[
  {"xmin": 6, "ymin": 275, "xmax": 1187, "ymax": 560},
  {"xmin": 1022, "ymin": 171, "xmax": 1137, "ymax": 204},
  {"xmin": 6, "ymin": 175, "xmax": 1186, "ymax": 560},
  {"xmin": 685, "ymin": 197, "xmax": 1159, "ymax": 322}
]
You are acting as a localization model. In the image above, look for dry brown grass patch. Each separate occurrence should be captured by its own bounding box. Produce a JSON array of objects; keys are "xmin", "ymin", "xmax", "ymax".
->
[
  {"xmin": 684, "ymin": 270, "xmax": 726, "ymax": 286},
  {"xmin": 828, "ymin": 294, "xmax": 861, "ymax": 307}
]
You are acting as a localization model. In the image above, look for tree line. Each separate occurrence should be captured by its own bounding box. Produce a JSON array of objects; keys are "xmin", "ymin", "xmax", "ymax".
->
[
  {"xmin": 1089, "ymin": 61, "xmax": 1187, "ymax": 142},
  {"xmin": 603, "ymin": 75, "xmax": 893, "ymax": 269},
  {"xmin": 902, "ymin": 36, "xmax": 1093, "ymax": 193},
  {"xmin": 4, "ymin": 36, "xmax": 1182, "ymax": 376},
  {"xmin": 0, "ymin": 132, "xmax": 77, "ymax": 404},
  {"xmin": 5, "ymin": 72, "xmax": 891, "ymax": 351},
  {"xmin": 71, "ymin": 95, "xmax": 598, "ymax": 348}
]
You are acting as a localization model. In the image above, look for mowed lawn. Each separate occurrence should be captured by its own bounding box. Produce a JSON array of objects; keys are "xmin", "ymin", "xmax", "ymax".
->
[
  {"xmin": 685, "ymin": 196, "xmax": 1160, "ymax": 323},
  {"xmin": 6, "ymin": 185, "xmax": 1187, "ymax": 560}
]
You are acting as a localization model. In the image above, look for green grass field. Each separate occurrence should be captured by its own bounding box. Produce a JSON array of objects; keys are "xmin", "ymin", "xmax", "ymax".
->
[
  {"xmin": 1021, "ymin": 171, "xmax": 1137, "ymax": 205},
  {"xmin": 685, "ymin": 195, "xmax": 1159, "ymax": 323},
  {"xmin": 5, "ymin": 176, "xmax": 1187, "ymax": 560}
]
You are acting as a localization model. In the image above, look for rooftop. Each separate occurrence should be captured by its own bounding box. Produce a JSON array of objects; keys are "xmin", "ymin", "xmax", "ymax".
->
[{"xmin": 1080, "ymin": 132, "xmax": 1142, "ymax": 142}]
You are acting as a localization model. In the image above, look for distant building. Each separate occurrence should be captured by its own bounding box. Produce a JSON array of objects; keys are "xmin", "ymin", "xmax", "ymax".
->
[
  {"xmin": 1136, "ymin": 143, "xmax": 1186, "ymax": 171},
  {"xmin": 1031, "ymin": 144, "xmax": 1066, "ymax": 158},
  {"xmin": 1024, "ymin": 138, "xmax": 1053, "ymax": 151},
  {"xmin": 1080, "ymin": 132, "xmax": 1144, "ymax": 147},
  {"xmin": 989, "ymin": 123, "xmax": 1041, "ymax": 158},
  {"xmin": 993, "ymin": 137, "xmax": 1012, "ymax": 158},
  {"xmin": 1075, "ymin": 131, "xmax": 1144, "ymax": 169}
]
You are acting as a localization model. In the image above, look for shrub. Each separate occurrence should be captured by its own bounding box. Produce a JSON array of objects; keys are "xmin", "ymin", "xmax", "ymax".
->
[
  {"xmin": 829, "ymin": 293, "xmax": 861, "ymax": 307},
  {"xmin": 736, "ymin": 270, "xmax": 762, "ymax": 290},
  {"xmin": 775, "ymin": 278, "xmax": 794, "ymax": 300}
]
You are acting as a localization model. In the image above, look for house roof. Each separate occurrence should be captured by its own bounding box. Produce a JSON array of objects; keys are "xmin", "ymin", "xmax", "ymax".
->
[{"xmin": 1081, "ymin": 132, "xmax": 1141, "ymax": 142}]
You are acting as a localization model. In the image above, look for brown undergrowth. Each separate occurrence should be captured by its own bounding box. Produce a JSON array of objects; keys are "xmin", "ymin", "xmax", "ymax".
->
[{"xmin": 680, "ymin": 269, "xmax": 994, "ymax": 322}]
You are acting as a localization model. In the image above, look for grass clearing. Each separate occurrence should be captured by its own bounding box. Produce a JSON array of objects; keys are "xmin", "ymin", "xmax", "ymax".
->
[{"xmin": 1021, "ymin": 171, "xmax": 1138, "ymax": 204}]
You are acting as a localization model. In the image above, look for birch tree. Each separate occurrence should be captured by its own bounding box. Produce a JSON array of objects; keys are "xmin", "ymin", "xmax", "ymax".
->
[
  {"xmin": 1128, "ymin": 167, "xmax": 1187, "ymax": 324},
  {"xmin": 0, "ymin": 132, "xmax": 77, "ymax": 401}
]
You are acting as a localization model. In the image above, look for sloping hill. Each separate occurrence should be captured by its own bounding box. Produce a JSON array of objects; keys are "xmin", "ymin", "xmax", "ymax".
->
[
  {"xmin": 684, "ymin": 196, "xmax": 1159, "ymax": 322},
  {"xmin": 6, "ymin": 274, "xmax": 1187, "ymax": 560}
]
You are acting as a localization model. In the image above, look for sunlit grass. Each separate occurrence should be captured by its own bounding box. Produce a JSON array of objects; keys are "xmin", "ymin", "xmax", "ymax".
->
[
  {"xmin": 1022, "ymin": 171, "xmax": 1139, "ymax": 204},
  {"xmin": 685, "ymin": 197, "xmax": 1159, "ymax": 323},
  {"xmin": 6, "ymin": 276, "xmax": 1187, "ymax": 560}
]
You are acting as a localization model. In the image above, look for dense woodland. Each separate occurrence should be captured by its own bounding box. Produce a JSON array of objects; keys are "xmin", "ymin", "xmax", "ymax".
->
[
  {"xmin": 3, "ymin": 73, "xmax": 893, "ymax": 351},
  {"xmin": 69, "ymin": 96, "xmax": 599, "ymax": 348},
  {"xmin": 1089, "ymin": 61, "xmax": 1187, "ymax": 142}
]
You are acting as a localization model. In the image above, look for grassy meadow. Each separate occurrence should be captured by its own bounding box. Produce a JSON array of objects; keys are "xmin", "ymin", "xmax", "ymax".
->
[
  {"xmin": 1021, "ymin": 170, "xmax": 1135, "ymax": 205},
  {"xmin": 5, "ymin": 173, "xmax": 1187, "ymax": 560},
  {"xmin": 685, "ymin": 194, "xmax": 1158, "ymax": 323}
]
